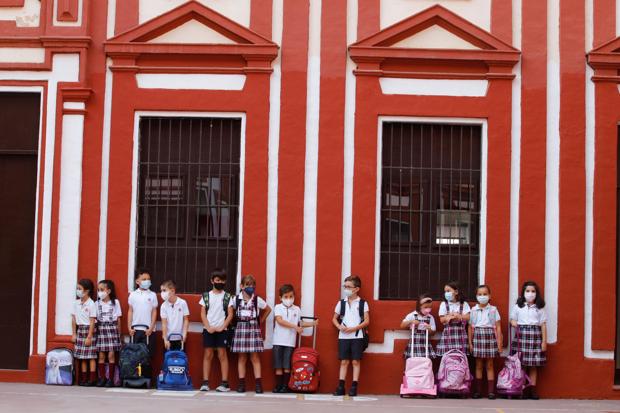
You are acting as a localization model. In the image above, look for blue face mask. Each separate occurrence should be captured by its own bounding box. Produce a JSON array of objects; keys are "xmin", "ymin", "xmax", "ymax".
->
[
  {"xmin": 139, "ymin": 280, "xmax": 151, "ymax": 290},
  {"xmin": 244, "ymin": 286, "xmax": 255, "ymax": 296},
  {"xmin": 444, "ymin": 291, "xmax": 454, "ymax": 302}
]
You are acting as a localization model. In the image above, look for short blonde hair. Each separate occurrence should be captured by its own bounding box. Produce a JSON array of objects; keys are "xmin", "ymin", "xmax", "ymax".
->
[{"xmin": 241, "ymin": 274, "xmax": 256, "ymax": 286}]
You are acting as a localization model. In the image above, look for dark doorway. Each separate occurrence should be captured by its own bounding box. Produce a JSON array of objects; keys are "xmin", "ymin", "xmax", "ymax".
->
[{"xmin": 0, "ymin": 92, "xmax": 40, "ymax": 369}]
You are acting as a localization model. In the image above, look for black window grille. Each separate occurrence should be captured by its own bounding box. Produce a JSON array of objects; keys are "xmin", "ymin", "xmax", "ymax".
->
[
  {"xmin": 379, "ymin": 122, "xmax": 481, "ymax": 300},
  {"xmin": 136, "ymin": 117, "xmax": 241, "ymax": 293}
]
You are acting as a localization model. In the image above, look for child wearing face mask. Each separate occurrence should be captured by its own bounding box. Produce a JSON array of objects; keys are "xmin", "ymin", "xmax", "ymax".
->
[
  {"xmin": 72, "ymin": 278, "xmax": 98, "ymax": 386},
  {"xmin": 400, "ymin": 294, "xmax": 436, "ymax": 360},
  {"xmin": 199, "ymin": 268, "xmax": 234, "ymax": 392},
  {"xmin": 231, "ymin": 274, "xmax": 272, "ymax": 393},
  {"xmin": 127, "ymin": 268, "xmax": 158, "ymax": 355},
  {"xmin": 437, "ymin": 281, "xmax": 471, "ymax": 356},
  {"xmin": 160, "ymin": 280, "xmax": 189, "ymax": 351},
  {"xmin": 468, "ymin": 285, "xmax": 502, "ymax": 399},
  {"xmin": 510, "ymin": 281, "xmax": 547, "ymax": 400},
  {"xmin": 95, "ymin": 279, "xmax": 122, "ymax": 387},
  {"xmin": 272, "ymin": 284, "xmax": 318, "ymax": 393}
]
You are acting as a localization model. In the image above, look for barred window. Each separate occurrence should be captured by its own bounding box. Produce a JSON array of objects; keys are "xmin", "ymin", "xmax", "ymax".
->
[
  {"xmin": 379, "ymin": 122, "xmax": 481, "ymax": 300},
  {"xmin": 136, "ymin": 117, "xmax": 241, "ymax": 293}
]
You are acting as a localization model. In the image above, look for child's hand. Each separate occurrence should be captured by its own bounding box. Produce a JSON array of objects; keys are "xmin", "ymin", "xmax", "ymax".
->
[
  {"xmin": 313, "ymin": 319, "xmax": 319, "ymax": 326},
  {"xmin": 412, "ymin": 319, "xmax": 420, "ymax": 326},
  {"xmin": 71, "ymin": 334, "xmax": 77, "ymax": 343},
  {"xmin": 468, "ymin": 343, "xmax": 473, "ymax": 353},
  {"xmin": 296, "ymin": 326, "xmax": 304, "ymax": 334},
  {"xmin": 541, "ymin": 342, "xmax": 547, "ymax": 352},
  {"xmin": 145, "ymin": 328, "xmax": 153, "ymax": 337},
  {"xmin": 338, "ymin": 324, "xmax": 347, "ymax": 332},
  {"xmin": 129, "ymin": 328, "xmax": 136, "ymax": 337},
  {"xmin": 164, "ymin": 340, "xmax": 170, "ymax": 350},
  {"xmin": 510, "ymin": 320, "xmax": 518, "ymax": 328},
  {"xmin": 344, "ymin": 327, "xmax": 357, "ymax": 334},
  {"xmin": 85, "ymin": 337, "xmax": 92, "ymax": 347},
  {"xmin": 216, "ymin": 326, "xmax": 225, "ymax": 333}
]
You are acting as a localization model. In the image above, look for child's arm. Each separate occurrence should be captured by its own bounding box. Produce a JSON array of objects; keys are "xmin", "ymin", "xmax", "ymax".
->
[
  {"xmin": 260, "ymin": 304, "xmax": 272, "ymax": 324},
  {"xmin": 127, "ymin": 305, "xmax": 135, "ymax": 336},
  {"xmin": 161, "ymin": 318, "xmax": 169, "ymax": 350},
  {"xmin": 400, "ymin": 317, "xmax": 419, "ymax": 329},
  {"xmin": 541, "ymin": 322, "xmax": 547, "ymax": 351},
  {"xmin": 509, "ymin": 305, "xmax": 518, "ymax": 327},
  {"xmin": 276, "ymin": 315, "xmax": 303, "ymax": 334},
  {"xmin": 182, "ymin": 315, "xmax": 189, "ymax": 342},
  {"xmin": 147, "ymin": 306, "xmax": 157, "ymax": 336},
  {"xmin": 201, "ymin": 305, "xmax": 212, "ymax": 333},
  {"xmin": 86, "ymin": 316, "xmax": 95, "ymax": 347},
  {"xmin": 71, "ymin": 316, "xmax": 77, "ymax": 343},
  {"xmin": 332, "ymin": 312, "xmax": 345, "ymax": 331},
  {"xmin": 300, "ymin": 318, "xmax": 318, "ymax": 328},
  {"xmin": 467, "ymin": 323, "xmax": 474, "ymax": 353},
  {"xmin": 495, "ymin": 319, "xmax": 503, "ymax": 352},
  {"xmin": 223, "ymin": 305, "xmax": 234, "ymax": 330}
]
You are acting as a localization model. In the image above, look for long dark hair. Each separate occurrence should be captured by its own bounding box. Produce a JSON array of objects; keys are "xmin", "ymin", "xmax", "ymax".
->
[
  {"xmin": 77, "ymin": 278, "xmax": 95, "ymax": 300},
  {"xmin": 445, "ymin": 280, "xmax": 466, "ymax": 304},
  {"xmin": 98, "ymin": 279, "xmax": 118, "ymax": 305},
  {"xmin": 516, "ymin": 281, "xmax": 546, "ymax": 308}
]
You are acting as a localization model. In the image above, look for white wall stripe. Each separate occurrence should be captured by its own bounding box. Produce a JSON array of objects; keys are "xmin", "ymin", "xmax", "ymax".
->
[
  {"xmin": 584, "ymin": 0, "xmax": 614, "ymax": 359},
  {"xmin": 107, "ymin": 0, "xmax": 116, "ymax": 39},
  {"xmin": 342, "ymin": 0, "xmax": 357, "ymax": 289},
  {"xmin": 135, "ymin": 73, "xmax": 246, "ymax": 91},
  {"xmin": 300, "ymin": 0, "xmax": 322, "ymax": 321},
  {"xmin": 509, "ymin": 0, "xmax": 522, "ymax": 320},
  {"xmin": 264, "ymin": 0, "xmax": 284, "ymax": 349},
  {"xmin": 617, "ymin": 0, "xmax": 620, "ymax": 37},
  {"xmin": 379, "ymin": 78, "xmax": 488, "ymax": 97},
  {"xmin": 545, "ymin": 0, "xmax": 560, "ymax": 344},
  {"xmin": 98, "ymin": 60, "xmax": 113, "ymax": 280}
]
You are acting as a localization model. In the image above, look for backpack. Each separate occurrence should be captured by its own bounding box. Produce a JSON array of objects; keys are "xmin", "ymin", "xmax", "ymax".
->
[
  {"xmin": 45, "ymin": 348, "xmax": 74, "ymax": 385},
  {"xmin": 400, "ymin": 327, "xmax": 436, "ymax": 397},
  {"xmin": 119, "ymin": 341, "xmax": 151, "ymax": 383},
  {"xmin": 289, "ymin": 323, "xmax": 320, "ymax": 394},
  {"xmin": 338, "ymin": 298, "xmax": 369, "ymax": 350},
  {"xmin": 496, "ymin": 326, "xmax": 530, "ymax": 397},
  {"xmin": 157, "ymin": 350, "xmax": 193, "ymax": 390},
  {"xmin": 437, "ymin": 349, "xmax": 472, "ymax": 395}
]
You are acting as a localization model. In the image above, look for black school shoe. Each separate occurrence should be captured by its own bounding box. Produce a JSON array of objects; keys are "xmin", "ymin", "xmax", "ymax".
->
[
  {"xmin": 96, "ymin": 378, "xmax": 106, "ymax": 387},
  {"xmin": 255, "ymin": 382, "xmax": 264, "ymax": 394},
  {"xmin": 237, "ymin": 383, "xmax": 246, "ymax": 393},
  {"xmin": 333, "ymin": 385, "xmax": 345, "ymax": 396},
  {"xmin": 348, "ymin": 385, "xmax": 358, "ymax": 397}
]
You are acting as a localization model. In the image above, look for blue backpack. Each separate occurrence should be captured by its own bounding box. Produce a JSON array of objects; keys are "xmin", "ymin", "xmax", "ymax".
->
[{"xmin": 157, "ymin": 336, "xmax": 193, "ymax": 390}]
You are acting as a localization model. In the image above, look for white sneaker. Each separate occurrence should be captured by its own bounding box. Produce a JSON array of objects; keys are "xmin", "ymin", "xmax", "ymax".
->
[
  {"xmin": 200, "ymin": 382, "xmax": 210, "ymax": 392},
  {"xmin": 216, "ymin": 383, "xmax": 230, "ymax": 392}
]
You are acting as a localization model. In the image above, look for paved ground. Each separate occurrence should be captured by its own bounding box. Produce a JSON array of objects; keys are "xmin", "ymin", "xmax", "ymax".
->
[{"xmin": 1, "ymin": 383, "xmax": 619, "ymax": 413}]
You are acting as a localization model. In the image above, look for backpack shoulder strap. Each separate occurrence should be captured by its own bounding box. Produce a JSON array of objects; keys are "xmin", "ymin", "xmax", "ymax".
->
[
  {"xmin": 459, "ymin": 302, "xmax": 464, "ymax": 314},
  {"xmin": 338, "ymin": 299, "xmax": 346, "ymax": 322},
  {"xmin": 222, "ymin": 292, "xmax": 231, "ymax": 313},
  {"xmin": 358, "ymin": 299, "xmax": 366, "ymax": 320},
  {"xmin": 253, "ymin": 295, "xmax": 260, "ymax": 321},
  {"xmin": 202, "ymin": 292, "xmax": 210, "ymax": 310}
]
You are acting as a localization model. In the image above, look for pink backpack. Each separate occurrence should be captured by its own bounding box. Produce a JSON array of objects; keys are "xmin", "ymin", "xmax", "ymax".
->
[
  {"xmin": 437, "ymin": 349, "xmax": 472, "ymax": 396},
  {"xmin": 400, "ymin": 327, "xmax": 436, "ymax": 397},
  {"xmin": 496, "ymin": 327, "xmax": 530, "ymax": 397}
]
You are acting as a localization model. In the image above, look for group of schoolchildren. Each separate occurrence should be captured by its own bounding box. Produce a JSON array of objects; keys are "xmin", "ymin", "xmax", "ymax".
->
[{"xmin": 71, "ymin": 268, "xmax": 547, "ymax": 400}]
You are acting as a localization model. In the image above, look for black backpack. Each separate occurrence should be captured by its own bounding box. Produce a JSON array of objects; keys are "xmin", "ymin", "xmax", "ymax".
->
[
  {"xmin": 338, "ymin": 299, "xmax": 369, "ymax": 350},
  {"xmin": 119, "ymin": 342, "xmax": 151, "ymax": 381}
]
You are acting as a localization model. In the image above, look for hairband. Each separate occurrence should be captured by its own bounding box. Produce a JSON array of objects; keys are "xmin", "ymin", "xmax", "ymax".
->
[{"xmin": 420, "ymin": 297, "xmax": 433, "ymax": 304}]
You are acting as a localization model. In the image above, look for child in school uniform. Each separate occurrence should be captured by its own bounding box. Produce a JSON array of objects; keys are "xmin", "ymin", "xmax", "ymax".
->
[
  {"xmin": 510, "ymin": 281, "xmax": 547, "ymax": 400},
  {"xmin": 127, "ymin": 268, "xmax": 158, "ymax": 355},
  {"xmin": 400, "ymin": 294, "xmax": 436, "ymax": 359},
  {"xmin": 272, "ymin": 284, "xmax": 318, "ymax": 393},
  {"xmin": 160, "ymin": 280, "xmax": 189, "ymax": 351},
  {"xmin": 468, "ymin": 284, "xmax": 502, "ymax": 399},
  {"xmin": 72, "ymin": 278, "xmax": 98, "ymax": 386},
  {"xmin": 332, "ymin": 275, "xmax": 370, "ymax": 397},
  {"xmin": 95, "ymin": 279, "xmax": 122, "ymax": 387},
  {"xmin": 231, "ymin": 275, "xmax": 272, "ymax": 393},
  {"xmin": 437, "ymin": 281, "xmax": 470, "ymax": 356},
  {"xmin": 199, "ymin": 269, "xmax": 235, "ymax": 392}
]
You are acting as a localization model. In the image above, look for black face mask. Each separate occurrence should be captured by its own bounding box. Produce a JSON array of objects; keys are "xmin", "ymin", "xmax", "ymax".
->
[{"xmin": 213, "ymin": 282, "xmax": 226, "ymax": 291}]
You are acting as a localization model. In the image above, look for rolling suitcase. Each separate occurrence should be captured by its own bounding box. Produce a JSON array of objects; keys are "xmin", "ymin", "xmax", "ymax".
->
[
  {"xmin": 400, "ymin": 327, "xmax": 437, "ymax": 397},
  {"xmin": 288, "ymin": 316, "xmax": 319, "ymax": 393},
  {"xmin": 120, "ymin": 324, "xmax": 152, "ymax": 388}
]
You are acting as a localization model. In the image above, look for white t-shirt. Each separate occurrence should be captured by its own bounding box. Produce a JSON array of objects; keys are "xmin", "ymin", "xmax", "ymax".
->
[
  {"xmin": 198, "ymin": 290, "xmax": 234, "ymax": 328},
  {"xmin": 73, "ymin": 298, "xmax": 97, "ymax": 326},
  {"xmin": 96, "ymin": 299, "xmax": 122, "ymax": 323},
  {"xmin": 334, "ymin": 297, "xmax": 369, "ymax": 340},
  {"xmin": 438, "ymin": 301, "xmax": 471, "ymax": 317},
  {"xmin": 403, "ymin": 311, "xmax": 437, "ymax": 331},
  {"xmin": 470, "ymin": 304, "xmax": 500, "ymax": 328},
  {"xmin": 160, "ymin": 297, "xmax": 190, "ymax": 338},
  {"xmin": 128, "ymin": 289, "xmax": 158, "ymax": 330},
  {"xmin": 273, "ymin": 303, "xmax": 301, "ymax": 347},
  {"xmin": 510, "ymin": 304, "xmax": 547, "ymax": 326},
  {"xmin": 232, "ymin": 293, "xmax": 267, "ymax": 320}
]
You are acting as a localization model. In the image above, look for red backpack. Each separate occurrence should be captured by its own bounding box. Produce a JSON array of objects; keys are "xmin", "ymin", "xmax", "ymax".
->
[{"xmin": 288, "ymin": 317, "xmax": 320, "ymax": 393}]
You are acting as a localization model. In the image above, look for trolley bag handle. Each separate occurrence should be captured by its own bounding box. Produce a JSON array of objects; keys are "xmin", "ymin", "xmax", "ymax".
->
[
  {"xmin": 167, "ymin": 333, "xmax": 184, "ymax": 351},
  {"xmin": 298, "ymin": 316, "xmax": 318, "ymax": 349},
  {"xmin": 412, "ymin": 316, "xmax": 430, "ymax": 359},
  {"xmin": 131, "ymin": 324, "xmax": 151, "ymax": 345}
]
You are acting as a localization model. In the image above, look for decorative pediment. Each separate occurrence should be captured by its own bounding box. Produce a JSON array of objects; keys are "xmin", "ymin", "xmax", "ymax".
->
[
  {"xmin": 104, "ymin": 1, "xmax": 278, "ymax": 73},
  {"xmin": 588, "ymin": 36, "xmax": 620, "ymax": 81},
  {"xmin": 349, "ymin": 5, "xmax": 520, "ymax": 79}
]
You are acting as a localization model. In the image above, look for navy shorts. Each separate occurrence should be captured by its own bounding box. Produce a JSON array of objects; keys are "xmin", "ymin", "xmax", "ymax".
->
[
  {"xmin": 202, "ymin": 330, "xmax": 228, "ymax": 348},
  {"xmin": 338, "ymin": 338, "xmax": 365, "ymax": 361},
  {"xmin": 272, "ymin": 345, "xmax": 294, "ymax": 370}
]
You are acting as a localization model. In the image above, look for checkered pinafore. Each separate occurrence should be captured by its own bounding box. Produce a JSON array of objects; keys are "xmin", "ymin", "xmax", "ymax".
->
[
  {"xmin": 404, "ymin": 314, "xmax": 436, "ymax": 359},
  {"xmin": 511, "ymin": 325, "xmax": 546, "ymax": 367},
  {"xmin": 231, "ymin": 296, "xmax": 264, "ymax": 353},
  {"xmin": 436, "ymin": 302, "xmax": 468, "ymax": 356},
  {"xmin": 96, "ymin": 300, "xmax": 121, "ymax": 352}
]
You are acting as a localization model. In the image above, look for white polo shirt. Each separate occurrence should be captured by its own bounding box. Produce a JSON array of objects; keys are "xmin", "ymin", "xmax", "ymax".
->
[
  {"xmin": 470, "ymin": 304, "xmax": 500, "ymax": 328},
  {"xmin": 334, "ymin": 297, "xmax": 369, "ymax": 340},
  {"xmin": 403, "ymin": 311, "xmax": 437, "ymax": 331},
  {"xmin": 273, "ymin": 303, "xmax": 301, "ymax": 347},
  {"xmin": 198, "ymin": 290, "xmax": 234, "ymax": 328},
  {"xmin": 96, "ymin": 299, "xmax": 122, "ymax": 323},
  {"xmin": 73, "ymin": 298, "xmax": 97, "ymax": 326},
  {"xmin": 160, "ymin": 297, "xmax": 189, "ymax": 338},
  {"xmin": 510, "ymin": 304, "xmax": 547, "ymax": 326},
  {"xmin": 438, "ymin": 301, "xmax": 471, "ymax": 317},
  {"xmin": 128, "ymin": 288, "xmax": 158, "ymax": 331}
]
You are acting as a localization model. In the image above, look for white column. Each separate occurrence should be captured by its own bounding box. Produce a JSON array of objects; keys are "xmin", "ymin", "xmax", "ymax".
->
[{"xmin": 55, "ymin": 103, "xmax": 86, "ymax": 335}]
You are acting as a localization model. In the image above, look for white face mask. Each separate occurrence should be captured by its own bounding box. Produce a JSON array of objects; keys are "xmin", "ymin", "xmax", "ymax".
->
[
  {"xmin": 282, "ymin": 298, "xmax": 294, "ymax": 307},
  {"xmin": 476, "ymin": 295, "xmax": 489, "ymax": 305},
  {"xmin": 343, "ymin": 289, "xmax": 354, "ymax": 298},
  {"xmin": 97, "ymin": 291, "xmax": 108, "ymax": 300},
  {"xmin": 524, "ymin": 291, "xmax": 536, "ymax": 303},
  {"xmin": 444, "ymin": 291, "xmax": 454, "ymax": 302},
  {"xmin": 160, "ymin": 291, "xmax": 170, "ymax": 301},
  {"xmin": 139, "ymin": 280, "xmax": 151, "ymax": 290},
  {"xmin": 76, "ymin": 289, "xmax": 84, "ymax": 299}
]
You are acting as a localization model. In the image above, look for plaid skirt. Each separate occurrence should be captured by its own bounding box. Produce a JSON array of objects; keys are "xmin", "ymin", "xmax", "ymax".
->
[
  {"xmin": 472, "ymin": 327, "xmax": 498, "ymax": 359},
  {"xmin": 231, "ymin": 320, "xmax": 264, "ymax": 353},
  {"xmin": 511, "ymin": 325, "xmax": 546, "ymax": 367},
  {"xmin": 404, "ymin": 330, "xmax": 436, "ymax": 359},
  {"xmin": 96, "ymin": 321, "xmax": 121, "ymax": 352},
  {"xmin": 437, "ymin": 322, "xmax": 468, "ymax": 356},
  {"xmin": 74, "ymin": 324, "xmax": 97, "ymax": 359}
]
